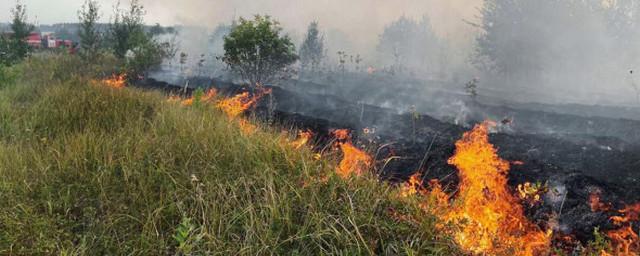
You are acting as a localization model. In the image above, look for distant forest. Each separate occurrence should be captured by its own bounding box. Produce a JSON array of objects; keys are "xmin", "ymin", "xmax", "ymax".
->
[{"xmin": 1, "ymin": 22, "xmax": 174, "ymax": 42}]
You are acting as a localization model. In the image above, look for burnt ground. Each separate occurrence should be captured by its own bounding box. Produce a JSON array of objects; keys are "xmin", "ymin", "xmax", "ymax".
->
[
  {"xmin": 282, "ymin": 77, "xmax": 640, "ymax": 146},
  {"xmin": 136, "ymin": 77, "xmax": 640, "ymax": 243}
]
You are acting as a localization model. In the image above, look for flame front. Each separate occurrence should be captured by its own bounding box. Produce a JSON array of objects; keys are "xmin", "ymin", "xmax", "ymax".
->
[
  {"xmin": 606, "ymin": 203, "xmax": 640, "ymax": 256},
  {"xmin": 215, "ymin": 87, "xmax": 271, "ymax": 134},
  {"xmin": 332, "ymin": 129, "xmax": 372, "ymax": 179},
  {"xmin": 291, "ymin": 130, "xmax": 314, "ymax": 149},
  {"xmin": 400, "ymin": 172, "xmax": 422, "ymax": 198},
  {"xmin": 217, "ymin": 87, "xmax": 272, "ymax": 119},
  {"xmin": 181, "ymin": 89, "xmax": 218, "ymax": 106},
  {"xmin": 430, "ymin": 122, "xmax": 550, "ymax": 256},
  {"xmin": 103, "ymin": 74, "xmax": 126, "ymax": 88}
]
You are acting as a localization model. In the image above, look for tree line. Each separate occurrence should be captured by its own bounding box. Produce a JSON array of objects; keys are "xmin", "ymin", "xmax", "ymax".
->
[{"xmin": 1, "ymin": 0, "xmax": 175, "ymax": 81}]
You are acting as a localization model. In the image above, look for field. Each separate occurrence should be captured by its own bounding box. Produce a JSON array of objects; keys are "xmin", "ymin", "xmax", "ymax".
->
[{"xmin": 0, "ymin": 55, "xmax": 455, "ymax": 255}]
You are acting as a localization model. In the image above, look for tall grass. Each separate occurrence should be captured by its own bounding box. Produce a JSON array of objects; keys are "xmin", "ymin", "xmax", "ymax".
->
[{"xmin": 0, "ymin": 54, "xmax": 455, "ymax": 255}]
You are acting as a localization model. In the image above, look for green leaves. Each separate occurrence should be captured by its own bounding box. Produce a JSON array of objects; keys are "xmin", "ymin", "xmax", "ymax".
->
[
  {"xmin": 173, "ymin": 216, "xmax": 204, "ymax": 255},
  {"xmin": 223, "ymin": 15, "xmax": 298, "ymax": 85},
  {"xmin": 78, "ymin": 0, "xmax": 101, "ymax": 60},
  {"xmin": 1, "ymin": 1, "xmax": 34, "ymax": 66},
  {"xmin": 173, "ymin": 217, "xmax": 195, "ymax": 246},
  {"xmin": 109, "ymin": 0, "xmax": 173, "ymax": 77}
]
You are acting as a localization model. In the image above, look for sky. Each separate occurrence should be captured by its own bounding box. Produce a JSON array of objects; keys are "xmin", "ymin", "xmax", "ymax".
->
[{"xmin": 1, "ymin": 0, "xmax": 483, "ymax": 51}]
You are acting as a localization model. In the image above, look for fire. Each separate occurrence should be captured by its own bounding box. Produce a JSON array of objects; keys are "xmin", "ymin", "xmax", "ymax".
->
[
  {"xmin": 103, "ymin": 74, "xmax": 126, "ymax": 88},
  {"xmin": 587, "ymin": 192, "xmax": 639, "ymax": 255},
  {"xmin": 517, "ymin": 182, "xmax": 547, "ymax": 206},
  {"xmin": 606, "ymin": 203, "xmax": 640, "ymax": 256},
  {"xmin": 429, "ymin": 122, "xmax": 550, "ymax": 256},
  {"xmin": 291, "ymin": 130, "xmax": 314, "ymax": 149},
  {"xmin": 217, "ymin": 87, "xmax": 272, "ymax": 118},
  {"xmin": 181, "ymin": 98, "xmax": 194, "ymax": 106},
  {"xmin": 400, "ymin": 172, "xmax": 422, "ymax": 198},
  {"xmin": 332, "ymin": 129, "xmax": 372, "ymax": 179},
  {"xmin": 238, "ymin": 119, "xmax": 257, "ymax": 134},
  {"xmin": 214, "ymin": 87, "xmax": 269, "ymax": 135},
  {"xmin": 332, "ymin": 129, "xmax": 350, "ymax": 140},
  {"xmin": 202, "ymin": 88, "xmax": 218, "ymax": 102},
  {"xmin": 589, "ymin": 191, "xmax": 612, "ymax": 212},
  {"xmin": 167, "ymin": 95, "xmax": 181, "ymax": 103},
  {"xmin": 181, "ymin": 88, "xmax": 218, "ymax": 107}
]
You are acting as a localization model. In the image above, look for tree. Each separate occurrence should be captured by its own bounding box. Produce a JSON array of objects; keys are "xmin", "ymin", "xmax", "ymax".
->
[
  {"xmin": 2, "ymin": 1, "xmax": 34, "ymax": 65},
  {"xmin": 109, "ymin": 0, "xmax": 173, "ymax": 77},
  {"xmin": 474, "ymin": 0, "xmax": 613, "ymax": 89},
  {"xmin": 299, "ymin": 21, "xmax": 324, "ymax": 74},
  {"xmin": 149, "ymin": 23, "xmax": 164, "ymax": 36},
  {"xmin": 377, "ymin": 16, "xmax": 439, "ymax": 74},
  {"xmin": 78, "ymin": 0, "xmax": 101, "ymax": 60},
  {"xmin": 222, "ymin": 15, "xmax": 298, "ymax": 85},
  {"xmin": 110, "ymin": 0, "xmax": 147, "ymax": 59}
]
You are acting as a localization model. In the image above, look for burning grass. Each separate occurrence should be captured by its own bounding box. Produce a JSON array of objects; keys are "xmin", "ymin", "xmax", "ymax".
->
[
  {"xmin": 0, "ymin": 56, "xmax": 455, "ymax": 255},
  {"xmin": 3, "ymin": 54, "xmax": 633, "ymax": 255},
  {"xmin": 427, "ymin": 123, "xmax": 551, "ymax": 256},
  {"xmin": 332, "ymin": 129, "xmax": 373, "ymax": 179},
  {"xmin": 102, "ymin": 74, "xmax": 127, "ymax": 88}
]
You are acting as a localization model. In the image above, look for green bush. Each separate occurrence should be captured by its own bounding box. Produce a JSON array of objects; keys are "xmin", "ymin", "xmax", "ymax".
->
[{"xmin": 223, "ymin": 15, "xmax": 298, "ymax": 85}]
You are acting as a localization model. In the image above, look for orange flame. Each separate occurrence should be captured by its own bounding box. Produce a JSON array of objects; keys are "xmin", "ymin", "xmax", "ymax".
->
[
  {"xmin": 215, "ymin": 87, "xmax": 270, "ymax": 135},
  {"xmin": 606, "ymin": 203, "xmax": 640, "ymax": 256},
  {"xmin": 202, "ymin": 88, "xmax": 218, "ymax": 102},
  {"xmin": 517, "ymin": 182, "xmax": 547, "ymax": 206},
  {"xmin": 238, "ymin": 119, "xmax": 257, "ymax": 134},
  {"xmin": 332, "ymin": 129, "xmax": 372, "ymax": 179},
  {"xmin": 167, "ymin": 95, "xmax": 181, "ymax": 103},
  {"xmin": 589, "ymin": 192, "xmax": 612, "ymax": 212},
  {"xmin": 103, "ymin": 74, "xmax": 126, "ymax": 89},
  {"xmin": 217, "ymin": 87, "xmax": 272, "ymax": 119},
  {"xmin": 291, "ymin": 130, "xmax": 314, "ymax": 149},
  {"xmin": 429, "ymin": 122, "xmax": 550, "ymax": 256},
  {"xmin": 181, "ymin": 88, "xmax": 218, "ymax": 106},
  {"xmin": 181, "ymin": 98, "xmax": 194, "ymax": 106},
  {"xmin": 332, "ymin": 129, "xmax": 350, "ymax": 141},
  {"xmin": 587, "ymin": 192, "xmax": 639, "ymax": 255},
  {"xmin": 400, "ymin": 172, "xmax": 422, "ymax": 198}
]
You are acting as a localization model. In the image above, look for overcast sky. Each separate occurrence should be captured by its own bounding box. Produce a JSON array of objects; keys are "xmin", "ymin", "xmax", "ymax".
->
[{"xmin": 1, "ymin": 0, "xmax": 482, "ymax": 50}]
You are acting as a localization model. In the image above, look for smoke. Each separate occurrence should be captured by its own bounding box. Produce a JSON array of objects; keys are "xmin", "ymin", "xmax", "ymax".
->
[
  {"xmin": 11, "ymin": 0, "xmax": 640, "ymax": 107},
  {"xmin": 139, "ymin": 0, "xmax": 481, "ymax": 54}
]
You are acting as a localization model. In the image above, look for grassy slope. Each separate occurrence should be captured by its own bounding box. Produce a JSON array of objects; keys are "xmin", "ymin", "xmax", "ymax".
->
[{"xmin": 0, "ymin": 56, "xmax": 455, "ymax": 255}]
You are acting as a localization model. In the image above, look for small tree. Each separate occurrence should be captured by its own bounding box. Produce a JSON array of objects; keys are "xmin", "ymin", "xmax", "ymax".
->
[
  {"xmin": 299, "ymin": 21, "xmax": 324, "ymax": 74},
  {"xmin": 4, "ymin": 1, "xmax": 34, "ymax": 65},
  {"xmin": 465, "ymin": 78, "xmax": 479, "ymax": 101},
  {"xmin": 222, "ymin": 15, "xmax": 298, "ymax": 85},
  {"xmin": 109, "ymin": 0, "xmax": 172, "ymax": 77},
  {"xmin": 377, "ymin": 16, "xmax": 439, "ymax": 74},
  {"xmin": 78, "ymin": 0, "xmax": 101, "ymax": 60},
  {"xmin": 110, "ymin": 0, "xmax": 146, "ymax": 59}
]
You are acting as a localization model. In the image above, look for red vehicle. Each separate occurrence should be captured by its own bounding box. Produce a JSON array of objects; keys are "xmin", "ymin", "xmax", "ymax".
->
[{"xmin": 26, "ymin": 32, "xmax": 42, "ymax": 48}]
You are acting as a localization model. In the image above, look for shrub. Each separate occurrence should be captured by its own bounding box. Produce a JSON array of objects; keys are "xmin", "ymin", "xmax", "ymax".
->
[{"xmin": 223, "ymin": 15, "xmax": 298, "ymax": 85}]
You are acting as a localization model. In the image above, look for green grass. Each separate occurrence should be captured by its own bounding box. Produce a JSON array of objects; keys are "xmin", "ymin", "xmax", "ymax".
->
[{"xmin": 0, "ymin": 55, "xmax": 455, "ymax": 255}]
